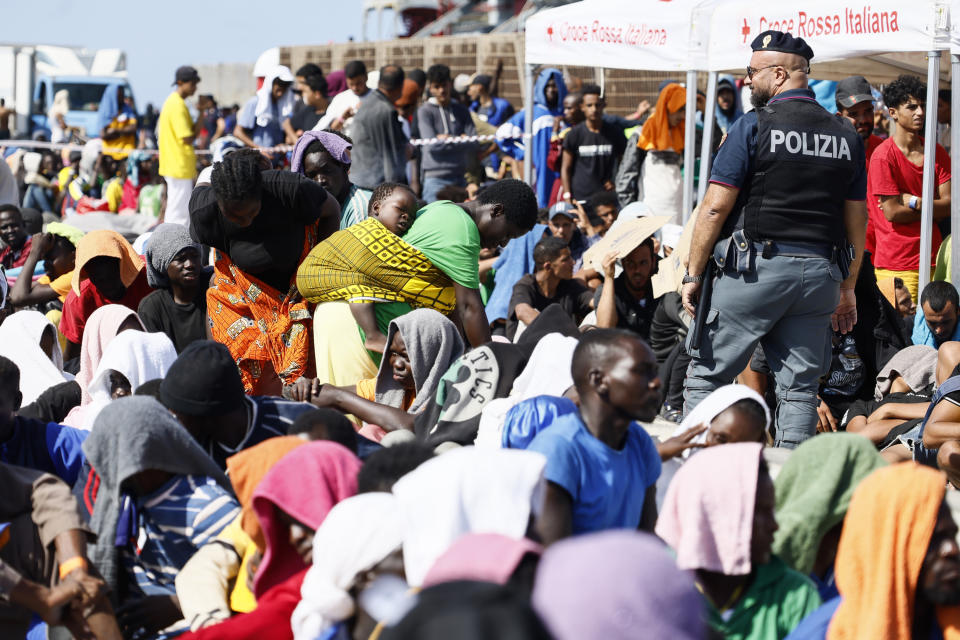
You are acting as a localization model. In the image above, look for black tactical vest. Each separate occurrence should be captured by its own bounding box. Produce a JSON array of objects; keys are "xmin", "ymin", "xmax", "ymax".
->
[{"xmin": 723, "ymin": 97, "xmax": 861, "ymax": 246}]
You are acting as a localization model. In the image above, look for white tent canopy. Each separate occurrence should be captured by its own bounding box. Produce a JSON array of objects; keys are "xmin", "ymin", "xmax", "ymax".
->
[
  {"xmin": 706, "ymin": 1, "xmax": 948, "ymax": 71},
  {"xmin": 524, "ymin": 0, "xmax": 712, "ymax": 71},
  {"xmin": 522, "ymin": 0, "xmax": 716, "ymax": 221}
]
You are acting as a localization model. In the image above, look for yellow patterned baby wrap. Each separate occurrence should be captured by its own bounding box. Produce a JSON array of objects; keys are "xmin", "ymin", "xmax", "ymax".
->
[{"xmin": 296, "ymin": 217, "xmax": 456, "ymax": 313}]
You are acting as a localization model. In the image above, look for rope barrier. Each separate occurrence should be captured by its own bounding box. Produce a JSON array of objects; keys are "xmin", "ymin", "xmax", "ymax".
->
[{"xmin": 0, "ymin": 132, "xmax": 528, "ymax": 156}]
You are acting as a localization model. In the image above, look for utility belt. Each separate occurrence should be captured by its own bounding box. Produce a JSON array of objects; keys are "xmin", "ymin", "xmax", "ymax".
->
[{"xmin": 713, "ymin": 230, "xmax": 853, "ymax": 279}]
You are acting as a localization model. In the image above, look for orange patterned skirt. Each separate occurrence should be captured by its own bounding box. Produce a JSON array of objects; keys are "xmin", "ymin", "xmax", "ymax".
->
[{"xmin": 207, "ymin": 225, "xmax": 317, "ymax": 394}]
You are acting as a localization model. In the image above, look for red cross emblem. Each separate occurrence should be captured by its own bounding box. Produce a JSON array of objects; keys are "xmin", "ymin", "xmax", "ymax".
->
[{"xmin": 741, "ymin": 19, "xmax": 751, "ymax": 43}]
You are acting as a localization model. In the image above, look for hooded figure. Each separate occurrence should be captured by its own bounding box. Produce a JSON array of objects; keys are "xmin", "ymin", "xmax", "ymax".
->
[
  {"xmin": 496, "ymin": 68, "xmax": 568, "ymax": 206},
  {"xmin": 251, "ymin": 441, "xmax": 360, "ymax": 598},
  {"xmin": 772, "ymin": 433, "xmax": 885, "ymax": 601},
  {"xmin": 533, "ymin": 531, "xmax": 705, "ymax": 640},
  {"xmin": 82, "ymin": 396, "xmax": 234, "ymax": 602},
  {"xmin": 715, "ymin": 74, "xmax": 744, "ymax": 135}
]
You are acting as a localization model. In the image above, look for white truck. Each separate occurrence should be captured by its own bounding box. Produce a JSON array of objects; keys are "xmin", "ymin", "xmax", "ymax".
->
[{"xmin": 0, "ymin": 44, "xmax": 133, "ymax": 139}]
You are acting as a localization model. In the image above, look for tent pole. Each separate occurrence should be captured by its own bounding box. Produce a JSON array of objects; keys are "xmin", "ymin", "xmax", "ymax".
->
[
  {"xmin": 698, "ymin": 71, "xmax": 718, "ymax": 203},
  {"xmin": 523, "ymin": 63, "xmax": 535, "ymax": 187},
  {"xmin": 952, "ymin": 53, "xmax": 960, "ymax": 286},
  {"xmin": 682, "ymin": 69, "xmax": 697, "ymax": 223},
  {"xmin": 919, "ymin": 50, "xmax": 940, "ymax": 295}
]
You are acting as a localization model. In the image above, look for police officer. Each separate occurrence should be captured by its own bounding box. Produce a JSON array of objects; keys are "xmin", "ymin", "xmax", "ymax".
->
[{"xmin": 681, "ymin": 30, "xmax": 867, "ymax": 448}]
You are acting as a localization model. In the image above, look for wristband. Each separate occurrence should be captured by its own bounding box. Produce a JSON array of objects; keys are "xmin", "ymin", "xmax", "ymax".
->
[
  {"xmin": 58, "ymin": 557, "xmax": 87, "ymax": 580},
  {"xmin": 908, "ymin": 195, "xmax": 919, "ymax": 210},
  {"xmin": 562, "ymin": 191, "xmax": 571, "ymax": 200}
]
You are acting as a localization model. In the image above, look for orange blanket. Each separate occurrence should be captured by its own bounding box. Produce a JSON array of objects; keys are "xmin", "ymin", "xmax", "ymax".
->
[{"xmin": 829, "ymin": 462, "xmax": 960, "ymax": 639}]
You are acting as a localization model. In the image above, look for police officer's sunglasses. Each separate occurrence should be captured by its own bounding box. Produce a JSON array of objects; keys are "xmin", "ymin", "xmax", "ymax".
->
[{"xmin": 745, "ymin": 64, "xmax": 811, "ymax": 80}]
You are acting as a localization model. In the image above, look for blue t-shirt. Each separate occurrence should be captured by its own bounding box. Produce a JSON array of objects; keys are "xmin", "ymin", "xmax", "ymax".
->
[
  {"xmin": 1, "ymin": 416, "xmax": 87, "ymax": 486},
  {"xmin": 503, "ymin": 395, "xmax": 580, "ymax": 449},
  {"xmin": 525, "ymin": 400, "xmax": 661, "ymax": 534},
  {"xmin": 710, "ymin": 89, "xmax": 866, "ymax": 201}
]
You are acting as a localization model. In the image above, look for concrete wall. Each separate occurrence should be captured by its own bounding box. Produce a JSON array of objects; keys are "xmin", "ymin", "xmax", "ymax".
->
[
  {"xmin": 193, "ymin": 63, "xmax": 256, "ymax": 109},
  {"xmin": 280, "ymin": 33, "xmax": 679, "ymax": 117}
]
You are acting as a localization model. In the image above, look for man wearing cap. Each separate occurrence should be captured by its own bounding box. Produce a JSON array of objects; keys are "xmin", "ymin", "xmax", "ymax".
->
[
  {"xmin": 681, "ymin": 30, "xmax": 867, "ymax": 448},
  {"xmin": 157, "ymin": 66, "xmax": 201, "ymax": 227},
  {"xmin": 836, "ymin": 76, "xmax": 884, "ymax": 255},
  {"xmin": 547, "ymin": 201, "xmax": 600, "ymax": 275},
  {"xmin": 468, "ymin": 74, "xmax": 514, "ymax": 127}
]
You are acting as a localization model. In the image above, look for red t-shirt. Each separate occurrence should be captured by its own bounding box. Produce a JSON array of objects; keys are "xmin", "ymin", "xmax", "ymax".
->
[
  {"xmin": 863, "ymin": 135, "xmax": 884, "ymax": 254},
  {"xmin": 59, "ymin": 268, "xmax": 154, "ymax": 344},
  {"xmin": 0, "ymin": 235, "xmax": 32, "ymax": 270},
  {"xmin": 867, "ymin": 137, "xmax": 950, "ymax": 271}
]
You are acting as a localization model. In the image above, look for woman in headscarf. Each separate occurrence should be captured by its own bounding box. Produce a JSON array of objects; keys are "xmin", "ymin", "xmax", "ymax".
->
[
  {"xmin": 291, "ymin": 493, "xmax": 406, "ymax": 640},
  {"xmin": 80, "ymin": 330, "xmax": 178, "ymax": 429},
  {"xmin": 62, "ymin": 304, "xmax": 144, "ymax": 427},
  {"xmin": 251, "ymin": 441, "xmax": 361, "ymax": 598},
  {"xmin": 773, "ymin": 433, "xmax": 886, "ymax": 602},
  {"xmin": 533, "ymin": 530, "xmax": 706, "ymax": 640},
  {"xmin": 655, "ymin": 384, "xmax": 772, "ymax": 508},
  {"xmin": 656, "ymin": 442, "xmax": 821, "ymax": 640},
  {"xmin": 392, "ymin": 446, "xmax": 547, "ymax": 588},
  {"xmin": 82, "ymin": 396, "xmax": 239, "ymax": 639},
  {"xmin": 176, "ymin": 436, "xmax": 306, "ymax": 629},
  {"xmin": 190, "ymin": 148, "xmax": 340, "ymax": 394},
  {"xmin": 0, "ymin": 310, "xmax": 68, "ymax": 405},
  {"xmin": 138, "ymin": 224, "xmax": 208, "ymax": 353},
  {"xmin": 59, "ymin": 230, "xmax": 153, "ymax": 360},
  {"xmin": 673, "ymin": 384, "xmax": 770, "ymax": 451},
  {"xmin": 785, "ymin": 463, "xmax": 960, "ymax": 639},
  {"xmin": 631, "ymin": 83, "xmax": 686, "ymax": 223},
  {"xmin": 291, "ymin": 130, "xmax": 372, "ymax": 230},
  {"xmin": 289, "ymin": 308, "xmax": 464, "ymax": 441},
  {"xmin": 97, "ymin": 82, "xmax": 137, "ymax": 160}
]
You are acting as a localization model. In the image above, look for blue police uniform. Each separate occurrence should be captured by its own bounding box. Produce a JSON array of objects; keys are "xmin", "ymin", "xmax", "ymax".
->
[{"xmin": 684, "ymin": 32, "xmax": 867, "ymax": 448}]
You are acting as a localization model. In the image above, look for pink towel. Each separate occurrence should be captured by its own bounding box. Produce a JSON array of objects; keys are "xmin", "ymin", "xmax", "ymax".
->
[
  {"xmin": 422, "ymin": 533, "xmax": 543, "ymax": 587},
  {"xmin": 252, "ymin": 441, "xmax": 361, "ymax": 598},
  {"xmin": 63, "ymin": 305, "xmax": 145, "ymax": 428},
  {"xmin": 655, "ymin": 442, "xmax": 763, "ymax": 576}
]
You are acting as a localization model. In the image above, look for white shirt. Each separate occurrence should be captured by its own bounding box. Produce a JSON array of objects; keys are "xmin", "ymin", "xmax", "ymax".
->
[{"xmin": 314, "ymin": 89, "xmax": 370, "ymax": 135}]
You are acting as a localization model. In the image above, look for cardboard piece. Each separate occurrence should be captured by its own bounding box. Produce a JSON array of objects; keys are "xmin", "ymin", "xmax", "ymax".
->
[
  {"xmin": 582, "ymin": 215, "xmax": 670, "ymax": 274},
  {"xmin": 652, "ymin": 206, "xmax": 699, "ymax": 299}
]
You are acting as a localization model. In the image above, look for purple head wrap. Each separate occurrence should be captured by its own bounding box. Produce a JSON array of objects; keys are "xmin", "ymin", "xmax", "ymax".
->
[
  {"xmin": 290, "ymin": 131, "xmax": 353, "ymax": 174},
  {"xmin": 326, "ymin": 70, "xmax": 347, "ymax": 96}
]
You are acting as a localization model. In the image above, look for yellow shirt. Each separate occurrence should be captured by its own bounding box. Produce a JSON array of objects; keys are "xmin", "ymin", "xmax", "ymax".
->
[
  {"xmin": 103, "ymin": 177, "xmax": 124, "ymax": 213},
  {"xmin": 103, "ymin": 112, "xmax": 137, "ymax": 160},
  {"xmin": 158, "ymin": 92, "xmax": 196, "ymax": 180}
]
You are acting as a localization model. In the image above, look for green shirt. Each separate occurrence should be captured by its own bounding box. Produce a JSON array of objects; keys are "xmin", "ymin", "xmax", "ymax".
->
[
  {"xmin": 402, "ymin": 200, "xmax": 482, "ymax": 290},
  {"xmin": 704, "ymin": 556, "xmax": 821, "ymax": 640}
]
